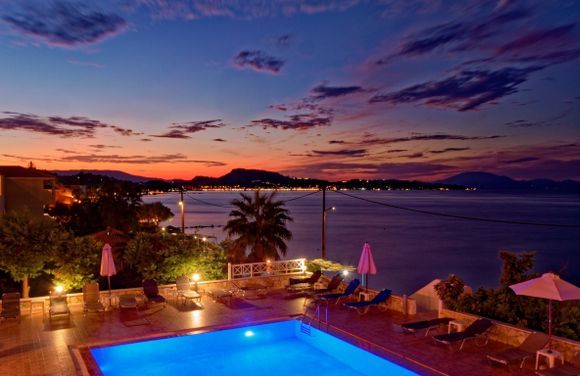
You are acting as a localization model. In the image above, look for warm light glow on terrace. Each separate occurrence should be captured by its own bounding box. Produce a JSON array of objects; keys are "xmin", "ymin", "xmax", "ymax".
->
[
  {"xmin": 54, "ymin": 285, "xmax": 64, "ymax": 294},
  {"xmin": 192, "ymin": 273, "xmax": 200, "ymax": 282}
]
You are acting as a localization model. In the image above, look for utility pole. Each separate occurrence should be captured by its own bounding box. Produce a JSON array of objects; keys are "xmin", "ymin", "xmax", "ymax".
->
[
  {"xmin": 180, "ymin": 189, "xmax": 185, "ymax": 233},
  {"xmin": 321, "ymin": 185, "xmax": 326, "ymax": 259}
]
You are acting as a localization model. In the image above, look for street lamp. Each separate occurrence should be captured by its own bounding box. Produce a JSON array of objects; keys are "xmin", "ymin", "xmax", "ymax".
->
[
  {"xmin": 321, "ymin": 206, "xmax": 335, "ymax": 259},
  {"xmin": 178, "ymin": 200, "xmax": 184, "ymax": 233}
]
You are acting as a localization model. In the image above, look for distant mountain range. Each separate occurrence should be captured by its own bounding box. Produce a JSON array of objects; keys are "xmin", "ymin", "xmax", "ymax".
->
[
  {"xmin": 51, "ymin": 168, "xmax": 580, "ymax": 192},
  {"xmin": 438, "ymin": 171, "xmax": 580, "ymax": 192},
  {"xmin": 51, "ymin": 169, "xmax": 156, "ymax": 183},
  {"xmin": 52, "ymin": 168, "xmax": 462, "ymax": 191}
]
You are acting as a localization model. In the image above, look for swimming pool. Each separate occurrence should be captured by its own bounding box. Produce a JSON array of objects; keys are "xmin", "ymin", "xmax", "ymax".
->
[{"xmin": 90, "ymin": 320, "xmax": 417, "ymax": 375}]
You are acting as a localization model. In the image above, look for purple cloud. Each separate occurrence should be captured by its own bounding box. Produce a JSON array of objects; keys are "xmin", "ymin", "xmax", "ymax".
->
[
  {"xmin": 133, "ymin": 1, "xmax": 375, "ymax": 20},
  {"xmin": 275, "ymin": 34, "xmax": 292, "ymax": 46},
  {"xmin": 89, "ymin": 144, "xmax": 121, "ymax": 150},
  {"xmin": 497, "ymin": 23, "xmax": 576, "ymax": 55},
  {"xmin": 3, "ymin": 2, "xmax": 127, "ymax": 47},
  {"xmin": 369, "ymin": 66, "xmax": 541, "ymax": 111},
  {"xmin": 247, "ymin": 114, "xmax": 331, "ymax": 130},
  {"xmin": 0, "ymin": 112, "xmax": 137, "ymax": 138},
  {"xmin": 311, "ymin": 149, "xmax": 367, "ymax": 157},
  {"xmin": 503, "ymin": 157, "xmax": 540, "ymax": 164},
  {"xmin": 59, "ymin": 153, "xmax": 226, "ymax": 166},
  {"xmin": 213, "ymin": 138, "xmax": 227, "ymax": 142},
  {"xmin": 360, "ymin": 133, "xmax": 501, "ymax": 146},
  {"xmin": 233, "ymin": 50, "xmax": 284, "ymax": 74},
  {"xmin": 429, "ymin": 147, "xmax": 470, "ymax": 154},
  {"xmin": 151, "ymin": 119, "xmax": 225, "ymax": 138},
  {"xmin": 285, "ymin": 161, "xmax": 454, "ymax": 180},
  {"xmin": 310, "ymin": 83, "xmax": 366, "ymax": 100},
  {"xmin": 380, "ymin": 7, "xmax": 530, "ymax": 62}
]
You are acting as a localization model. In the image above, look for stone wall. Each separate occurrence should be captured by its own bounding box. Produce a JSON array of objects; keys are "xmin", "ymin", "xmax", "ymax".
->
[{"xmin": 2, "ymin": 274, "xmax": 417, "ymax": 316}]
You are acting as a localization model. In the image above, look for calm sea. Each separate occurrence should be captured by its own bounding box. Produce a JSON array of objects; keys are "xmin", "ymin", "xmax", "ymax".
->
[{"xmin": 143, "ymin": 190, "xmax": 580, "ymax": 294}]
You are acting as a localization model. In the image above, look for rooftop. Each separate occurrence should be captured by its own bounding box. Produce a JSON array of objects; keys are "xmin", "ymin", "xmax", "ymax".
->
[
  {"xmin": 0, "ymin": 285, "xmax": 538, "ymax": 376},
  {"xmin": 0, "ymin": 166, "xmax": 55, "ymax": 178}
]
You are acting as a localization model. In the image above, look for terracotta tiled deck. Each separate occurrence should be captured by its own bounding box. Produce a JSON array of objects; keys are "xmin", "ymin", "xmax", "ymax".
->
[{"xmin": 0, "ymin": 290, "xmax": 537, "ymax": 375}]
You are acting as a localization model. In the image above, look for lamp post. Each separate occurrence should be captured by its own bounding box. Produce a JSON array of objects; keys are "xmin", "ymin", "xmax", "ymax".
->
[
  {"xmin": 179, "ymin": 189, "xmax": 185, "ymax": 234},
  {"xmin": 321, "ymin": 205, "xmax": 335, "ymax": 259}
]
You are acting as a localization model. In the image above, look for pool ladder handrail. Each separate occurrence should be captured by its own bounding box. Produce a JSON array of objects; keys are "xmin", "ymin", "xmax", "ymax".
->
[{"xmin": 302, "ymin": 298, "xmax": 329, "ymax": 331}]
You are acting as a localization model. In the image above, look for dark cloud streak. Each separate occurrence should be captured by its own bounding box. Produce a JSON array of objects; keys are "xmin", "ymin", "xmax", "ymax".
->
[
  {"xmin": 233, "ymin": 50, "xmax": 284, "ymax": 74},
  {"xmin": 3, "ymin": 2, "xmax": 127, "ymax": 47}
]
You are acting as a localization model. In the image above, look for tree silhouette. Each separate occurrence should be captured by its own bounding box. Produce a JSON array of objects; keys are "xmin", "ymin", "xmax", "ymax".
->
[{"xmin": 224, "ymin": 191, "xmax": 293, "ymax": 262}]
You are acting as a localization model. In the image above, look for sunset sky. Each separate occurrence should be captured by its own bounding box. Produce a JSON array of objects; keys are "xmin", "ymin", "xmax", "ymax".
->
[{"xmin": 0, "ymin": 0, "xmax": 579, "ymax": 181}]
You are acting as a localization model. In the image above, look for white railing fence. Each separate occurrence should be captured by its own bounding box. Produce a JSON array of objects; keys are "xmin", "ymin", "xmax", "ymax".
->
[{"xmin": 228, "ymin": 258, "xmax": 306, "ymax": 280}]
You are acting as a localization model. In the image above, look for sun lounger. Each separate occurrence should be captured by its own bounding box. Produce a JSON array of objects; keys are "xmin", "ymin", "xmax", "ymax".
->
[
  {"xmin": 289, "ymin": 270, "xmax": 322, "ymax": 286},
  {"xmin": 536, "ymin": 352, "xmax": 580, "ymax": 376},
  {"xmin": 206, "ymin": 287, "xmax": 235, "ymax": 306},
  {"xmin": 143, "ymin": 279, "xmax": 166, "ymax": 307},
  {"xmin": 400, "ymin": 317, "xmax": 452, "ymax": 336},
  {"xmin": 344, "ymin": 288, "xmax": 391, "ymax": 314},
  {"xmin": 432, "ymin": 318, "xmax": 492, "ymax": 350},
  {"xmin": 83, "ymin": 283, "xmax": 105, "ymax": 316},
  {"xmin": 1, "ymin": 292, "xmax": 21, "ymax": 323},
  {"xmin": 312, "ymin": 274, "xmax": 344, "ymax": 294},
  {"xmin": 176, "ymin": 275, "xmax": 202, "ymax": 307},
  {"xmin": 318, "ymin": 279, "xmax": 360, "ymax": 304},
  {"xmin": 487, "ymin": 332, "xmax": 549, "ymax": 369},
  {"xmin": 49, "ymin": 292, "xmax": 70, "ymax": 322}
]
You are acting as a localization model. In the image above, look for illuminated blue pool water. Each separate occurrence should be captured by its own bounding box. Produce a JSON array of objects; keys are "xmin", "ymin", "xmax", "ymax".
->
[{"xmin": 90, "ymin": 320, "xmax": 417, "ymax": 375}]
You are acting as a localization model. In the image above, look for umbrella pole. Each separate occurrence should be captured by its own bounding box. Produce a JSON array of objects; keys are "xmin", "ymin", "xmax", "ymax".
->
[
  {"xmin": 108, "ymin": 275, "xmax": 112, "ymax": 296},
  {"xmin": 548, "ymin": 299, "xmax": 552, "ymax": 352}
]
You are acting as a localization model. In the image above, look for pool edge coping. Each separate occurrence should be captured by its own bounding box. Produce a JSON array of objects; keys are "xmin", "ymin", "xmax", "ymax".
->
[{"xmin": 70, "ymin": 313, "xmax": 448, "ymax": 376}]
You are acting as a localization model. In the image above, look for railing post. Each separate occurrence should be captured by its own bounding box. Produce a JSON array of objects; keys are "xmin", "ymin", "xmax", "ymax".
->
[{"xmin": 227, "ymin": 262, "xmax": 232, "ymax": 280}]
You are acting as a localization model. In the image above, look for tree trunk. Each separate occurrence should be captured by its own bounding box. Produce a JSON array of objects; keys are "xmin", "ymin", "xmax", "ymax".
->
[{"xmin": 22, "ymin": 275, "xmax": 30, "ymax": 298}]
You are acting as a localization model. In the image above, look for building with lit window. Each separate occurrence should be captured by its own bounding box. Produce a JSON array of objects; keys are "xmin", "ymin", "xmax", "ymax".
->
[{"xmin": 0, "ymin": 166, "xmax": 56, "ymax": 218}]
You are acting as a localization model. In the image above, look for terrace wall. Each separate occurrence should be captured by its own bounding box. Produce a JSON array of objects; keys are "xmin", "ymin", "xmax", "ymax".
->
[{"xmin": 440, "ymin": 308, "xmax": 580, "ymax": 363}]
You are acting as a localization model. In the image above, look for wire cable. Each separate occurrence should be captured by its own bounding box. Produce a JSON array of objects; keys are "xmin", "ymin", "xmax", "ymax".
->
[
  {"xmin": 332, "ymin": 189, "xmax": 580, "ymax": 229},
  {"xmin": 184, "ymin": 193, "xmax": 232, "ymax": 209},
  {"xmin": 282, "ymin": 190, "xmax": 321, "ymax": 203}
]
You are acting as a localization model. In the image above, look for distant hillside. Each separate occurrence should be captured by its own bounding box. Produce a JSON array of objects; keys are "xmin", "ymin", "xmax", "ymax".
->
[
  {"xmin": 439, "ymin": 171, "xmax": 580, "ymax": 192},
  {"xmin": 191, "ymin": 168, "xmax": 295, "ymax": 187},
  {"xmin": 52, "ymin": 169, "xmax": 155, "ymax": 183}
]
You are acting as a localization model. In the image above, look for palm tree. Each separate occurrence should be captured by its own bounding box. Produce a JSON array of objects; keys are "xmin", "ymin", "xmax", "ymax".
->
[{"xmin": 224, "ymin": 190, "xmax": 293, "ymax": 262}]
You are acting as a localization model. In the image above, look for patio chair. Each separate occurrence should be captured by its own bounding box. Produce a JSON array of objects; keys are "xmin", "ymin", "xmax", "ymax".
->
[
  {"xmin": 536, "ymin": 352, "xmax": 580, "ymax": 376},
  {"xmin": 344, "ymin": 289, "xmax": 392, "ymax": 314},
  {"xmin": 432, "ymin": 318, "xmax": 492, "ymax": 350},
  {"xmin": 143, "ymin": 279, "xmax": 166, "ymax": 307},
  {"xmin": 400, "ymin": 317, "xmax": 452, "ymax": 336},
  {"xmin": 49, "ymin": 291, "xmax": 70, "ymax": 322},
  {"xmin": 176, "ymin": 275, "xmax": 202, "ymax": 307},
  {"xmin": 317, "ymin": 278, "xmax": 361, "ymax": 304},
  {"xmin": 288, "ymin": 270, "xmax": 322, "ymax": 286},
  {"xmin": 1, "ymin": 292, "xmax": 21, "ymax": 323},
  {"xmin": 486, "ymin": 332, "xmax": 549, "ymax": 369},
  {"xmin": 82, "ymin": 283, "xmax": 105, "ymax": 316}
]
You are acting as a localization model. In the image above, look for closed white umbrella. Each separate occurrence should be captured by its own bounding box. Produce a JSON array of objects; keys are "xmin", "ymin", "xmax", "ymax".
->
[
  {"xmin": 510, "ymin": 272, "xmax": 580, "ymax": 350},
  {"xmin": 357, "ymin": 242, "xmax": 377, "ymax": 290},
  {"xmin": 100, "ymin": 243, "xmax": 117, "ymax": 295}
]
